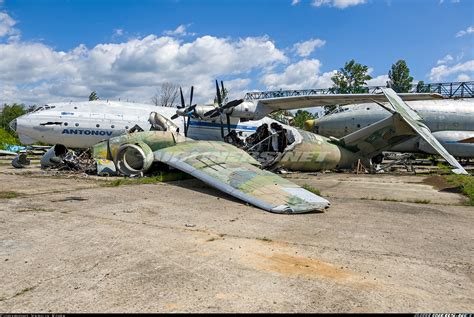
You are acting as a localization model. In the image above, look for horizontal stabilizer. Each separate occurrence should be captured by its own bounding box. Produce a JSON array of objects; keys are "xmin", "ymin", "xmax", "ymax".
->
[
  {"xmin": 381, "ymin": 88, "xmax": 468, "ymax": 175},
  {"xmin": 154, "ymin": 141, "xmax": 330, "ymax": 213}
]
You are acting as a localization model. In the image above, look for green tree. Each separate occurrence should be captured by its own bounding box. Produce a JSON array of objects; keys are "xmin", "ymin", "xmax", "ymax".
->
[
  {"xmin": 268, "ymin": 110, "xmax": 293, "ymax": 125},
  {"xmin": 0, "ymin": 103, "xmax": 27, "ymax": 148},
  {"xmin": 292, "ymin": 110, "xmax": 316, "ymax": 129},
  {"xmin": 416, "ymin": 80, "xmax": 430, "ymax": 93},
  {"xmin": 331, "ymin": 59, "xmax": 372, "ymax": 94},
  {"xmin": 387, "ymin": 60, "xmax": 414, "ymax": 93},
  {"xmin": 327, "ymin": 59, "xmax": 372, "ymax": 114},
  {"xmin": 89, "ymin": 91, "xmax": 99, "ymax": 101},
  {"xmin": 0, "ymin": 103, "xmax": 27, "ymax": 131}
]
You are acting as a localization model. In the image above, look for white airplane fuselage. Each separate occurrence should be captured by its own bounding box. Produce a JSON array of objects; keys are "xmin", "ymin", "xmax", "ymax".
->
[
  {"xmin": 11, "ymin": 100, "xmax": 263, "ymax": 148},
  {"xmin": 312, "ymin": 99, "xmax": 474, "ymax": 158}
]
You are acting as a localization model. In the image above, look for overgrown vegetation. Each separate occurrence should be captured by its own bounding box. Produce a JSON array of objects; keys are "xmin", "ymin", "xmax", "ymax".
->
[
  {"xmin": 302, "ymin": 184, "xmax": 321, "ymax": 196},
  {"xmin": 103, "ymin": 171, "xmax": 191, "ymax": 187},
  {"xmin": 444, "ymin": 174, "xmax": 474, "ymax": 206},
  {"xmin": 0, "ymin": 191, "xmax": 19, "ymax": 199},
  {"xmin": 256, "ymin": 237, "xmax": 272, "ymax": 242},
  {"xmin": 0, "ymin": 103, "xmax": 32, "ymax": 149},
  {"xmin": 0, "ymin": 128, "xmax": 21, "ymax": 148}
]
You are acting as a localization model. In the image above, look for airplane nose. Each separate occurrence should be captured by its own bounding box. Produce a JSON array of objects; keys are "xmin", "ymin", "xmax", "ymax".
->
[{"xmin": 9, "ymin": 119, "xmax": 17, "ymax": 132}]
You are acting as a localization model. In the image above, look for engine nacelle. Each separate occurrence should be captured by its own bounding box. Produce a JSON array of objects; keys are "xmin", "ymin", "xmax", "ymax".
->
[
  {"xmin": 418, "ymin": 131, "xmax": 474, "ymax": 158},
  {"xmin": 114, "ymin": 141, "xmax": 154, "ymax": 177},
  {"xmin": 40, "ymin": 144, "xmax": 68, "ymax": 168}
]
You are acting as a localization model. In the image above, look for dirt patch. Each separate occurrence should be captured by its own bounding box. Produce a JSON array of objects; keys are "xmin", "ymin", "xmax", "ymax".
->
[
  {"xmin": 422, "ymin": 175, "xmax": 461, "ymax": 193},
  {"xmin": 255, "ymin": 252, "xmax": 353, "ymax": 281}
]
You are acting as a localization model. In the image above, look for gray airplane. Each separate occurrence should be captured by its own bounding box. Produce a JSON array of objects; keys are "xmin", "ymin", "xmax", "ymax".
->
[{"xmin": 306, "ymin": 98, "xmax": 474, "ymax": 161}]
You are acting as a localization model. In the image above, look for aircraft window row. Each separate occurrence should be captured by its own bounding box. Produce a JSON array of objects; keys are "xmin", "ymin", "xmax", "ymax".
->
[{"xmin": 60, "ymin": 122, "xmax": 130, "ymax": 129}]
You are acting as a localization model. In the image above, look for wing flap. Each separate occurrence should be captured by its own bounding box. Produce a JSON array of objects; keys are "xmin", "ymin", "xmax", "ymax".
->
[{"xmin": 154, "ymin": 141, "xmax": 330, "ymax": 213}]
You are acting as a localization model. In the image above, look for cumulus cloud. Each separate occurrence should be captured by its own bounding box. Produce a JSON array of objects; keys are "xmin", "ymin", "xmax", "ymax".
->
[
  {"xmin": 163, "ymin": 24, "xmax": 196, "ymax": 37},
  {"xmin": 311, "ymin": 0, "xmax": 367, "ymax": 9},
  {"xmin": 429, "ymin": 60, "xmax": 474, "ymax": 81},
  {"xmin": 292, "ymin": 38, "xmax": 326, "ymax": 57},
  {"xmin": 457, "ymin": 73, "xmax": 471, "ymax": 81},
  {"xmin": 436, "ymin": 54, "xmax": 453, "ymax": 65},
  {"xmin": 367, "ymin": 74, "xmax": 389, "ymax": 86},
  {"xmin": 0, "ymin": 33, "xmax": 288, "ymax": 104},
  {"xmin": 291, "ymin": 0, "xmax": 301, "ymax": 5},
  {"xmin": 260, "ymin": 59, "xmax": 335, "ymax": 90},
  {"xmin": 113, "ymin": 28, "xmax": 124, "ymax": 37},
  {"xmin": 455, "ymin": 26, "xmax": 474, "ymax": 37},
  {"xmin": 0, "ymin": 12, "xmax": 20, "ymax": 41}
]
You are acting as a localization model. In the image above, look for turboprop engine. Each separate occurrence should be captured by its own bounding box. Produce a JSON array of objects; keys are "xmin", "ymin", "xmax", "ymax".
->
[
  {"xmin": 91, "ymin": 130, "xmax": 187, "ymax": 177},
  {"xmin": 40, "ymin": 144, "xmax": 68, "ymax": 168},
  {"xmin": 114, "ymin": 142, "xmax": 154, "ymax": 177}
]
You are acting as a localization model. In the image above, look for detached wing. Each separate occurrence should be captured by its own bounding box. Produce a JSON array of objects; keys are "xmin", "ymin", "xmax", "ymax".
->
[
  {"xmin": 154, "ymin": 141, "xmax": 330, "ymax": 213},
  {"xmin": 380, "ymin": 88, "xmax": 468, "ymax": 175},
  {"xmin": 257, "ymin": 92, "xmax": 443, "ymax": 112}
]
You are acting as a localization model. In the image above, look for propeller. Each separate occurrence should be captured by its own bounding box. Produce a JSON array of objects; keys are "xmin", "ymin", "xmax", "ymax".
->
[
  {"xmin": 170, "ymin": 86, "xmax": 197, "ymax": 137},
  {"xmin": 203, "ymin": 80, "xmax": 244, "ymax": 137}
]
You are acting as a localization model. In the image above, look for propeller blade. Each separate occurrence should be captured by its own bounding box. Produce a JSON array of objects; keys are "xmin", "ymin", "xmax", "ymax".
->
[
  {"xmin": 220, "ymin": 118, "xmax": 224, "ymax": 138},
  {"xmin": 215, "ymin": 80, "xmax": 222, "ymax": 106},
  {"xmin": 222, "ymin": 99, "xmax": 244, "ymax": 110},
  {"xmin": 190, "ymin": 86, "xmax": 194, "ymax": 107},
  {"xmin": 210, "ymin": 111, "xmax": 221, "ymax": 118},
  {"xmin": 226, "ymin": 113, "xmax": 231, "ymax": 133},
  {"xmin": 180, "ymin": 87, "xmax": 185, "ymax": 109},
  {"xmin": 171, "ymin": 113, "xmax": 179, "ymax": 120},
  {"xmin": 183, "ymin": 116, "xmax": 188, "ymax": 136},
  {"xmin": 204, "ymin": 108, "xmax": 217, "ymax": 117},
  {"xmin": 220, "ymin": 81, "xmax": 225, "ymax": 98},
  {"xmin": 186, "ymin": 114, "xmax": 191, "ymax": 136}
]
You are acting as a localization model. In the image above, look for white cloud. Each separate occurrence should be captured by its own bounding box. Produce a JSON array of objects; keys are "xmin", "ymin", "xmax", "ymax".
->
[
  {"xmin": 113, "ymin": 28, "xmax": 124, "ymax": 37},
  {"xmin": 260, "ymin": 59, "xmax": 335, "ymax": 90},
  {"xmin": 291, "ymin": 0, "xmax": 301, "ymax": 5},
  {"xmin": 367, "ymin": 74, "xmax": 389, "ymax": 86},
  {"xmin": 455, "ymin": 26, "xmax": 474, "ymax": 37},
  {"xmin": 292, "ymin": 38, "xmax": 326, "ymax": 57},
  {"xmin": 429, "ymin": 60, "xmax": 474, "ymax": 81},
  {"xmin": 457, "ymin": 73, "xmax": 471, "ymax": 81},
  {"xmin": 0, "ymin": 33, "xmax": 288, "ymax": 104},
  {"xmin": 436, "ymin": 54, "xmax": 454, "ymax": 65},
  {"xmin": 163, "ymin": 24, "xmax": 195, "ymax": 37},
  {"xmin": 0, "ymin": 12, "xmax": 20, "ymax": 41},
  {"xmin": 311, "ymin": 0, "xmax": 367, "ymax": 9}
]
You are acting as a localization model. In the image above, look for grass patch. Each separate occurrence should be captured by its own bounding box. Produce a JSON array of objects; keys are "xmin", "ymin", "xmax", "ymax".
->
[
  {"xmin": 17, "ymin": 207, "xmax": 55, "ymax": 213},
  {"xmin": 380, "ymin": 197, "xmax": 399, "ymax": 202},
  {"xmin": 0, "ymin": 128, "xmax": 21, "ymax": 150},
  {"xmin": 436, "ymin": 162, "xmax": 453, "ymax": 174},
  {"xmin": 256, "ymin": 237, "xmax": 272, "ymax": 242},
  {"xmin": 0, "ymin": 191, "xmax": 19, "ymax": 199},
  {"xmin": 302, "ymin": 184, "xmax": 321, "ymax": 196},
  {"xmin": 102, "ymin": 171, "xmax": 191, "ymax": 187},
  {"xmin": 444, "ymin": 174, "xmax": 474, "ymax": 206},
  {"xmin": 410, "ymin": 199, "xmax": 431, "ymax": 204}
]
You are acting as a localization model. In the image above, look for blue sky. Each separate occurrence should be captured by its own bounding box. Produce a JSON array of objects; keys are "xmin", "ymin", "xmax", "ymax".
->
[{"xmin": 0, "ymin": 0, "xmax": 473, "ymax": 105}]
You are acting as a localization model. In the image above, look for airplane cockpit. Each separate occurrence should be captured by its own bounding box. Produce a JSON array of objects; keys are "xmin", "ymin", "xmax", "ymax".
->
[{"xmin": 33, "ymin": 105, "xmax": 56, "ymax": 112}]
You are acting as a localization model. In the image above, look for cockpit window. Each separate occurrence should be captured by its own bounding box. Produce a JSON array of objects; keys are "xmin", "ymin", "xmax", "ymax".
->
[{"xmin": 33, "ymin": 105, "xmax": 56, "ymax": 112}]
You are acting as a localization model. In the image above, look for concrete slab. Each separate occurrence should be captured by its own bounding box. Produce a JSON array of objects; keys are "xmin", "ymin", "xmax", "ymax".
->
[{"xmin": 0, "ymin": 163, "xmax": 472, "ymax": 312}]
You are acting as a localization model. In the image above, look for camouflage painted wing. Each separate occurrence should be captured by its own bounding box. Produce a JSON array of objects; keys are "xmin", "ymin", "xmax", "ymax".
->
[
  {"xmin": 381, "ymin": 88, "xmax": 468, "ymax": 175},
  {"xmin": 154, "ymin": 141, "xmax": 330, "ymax": 213}
]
